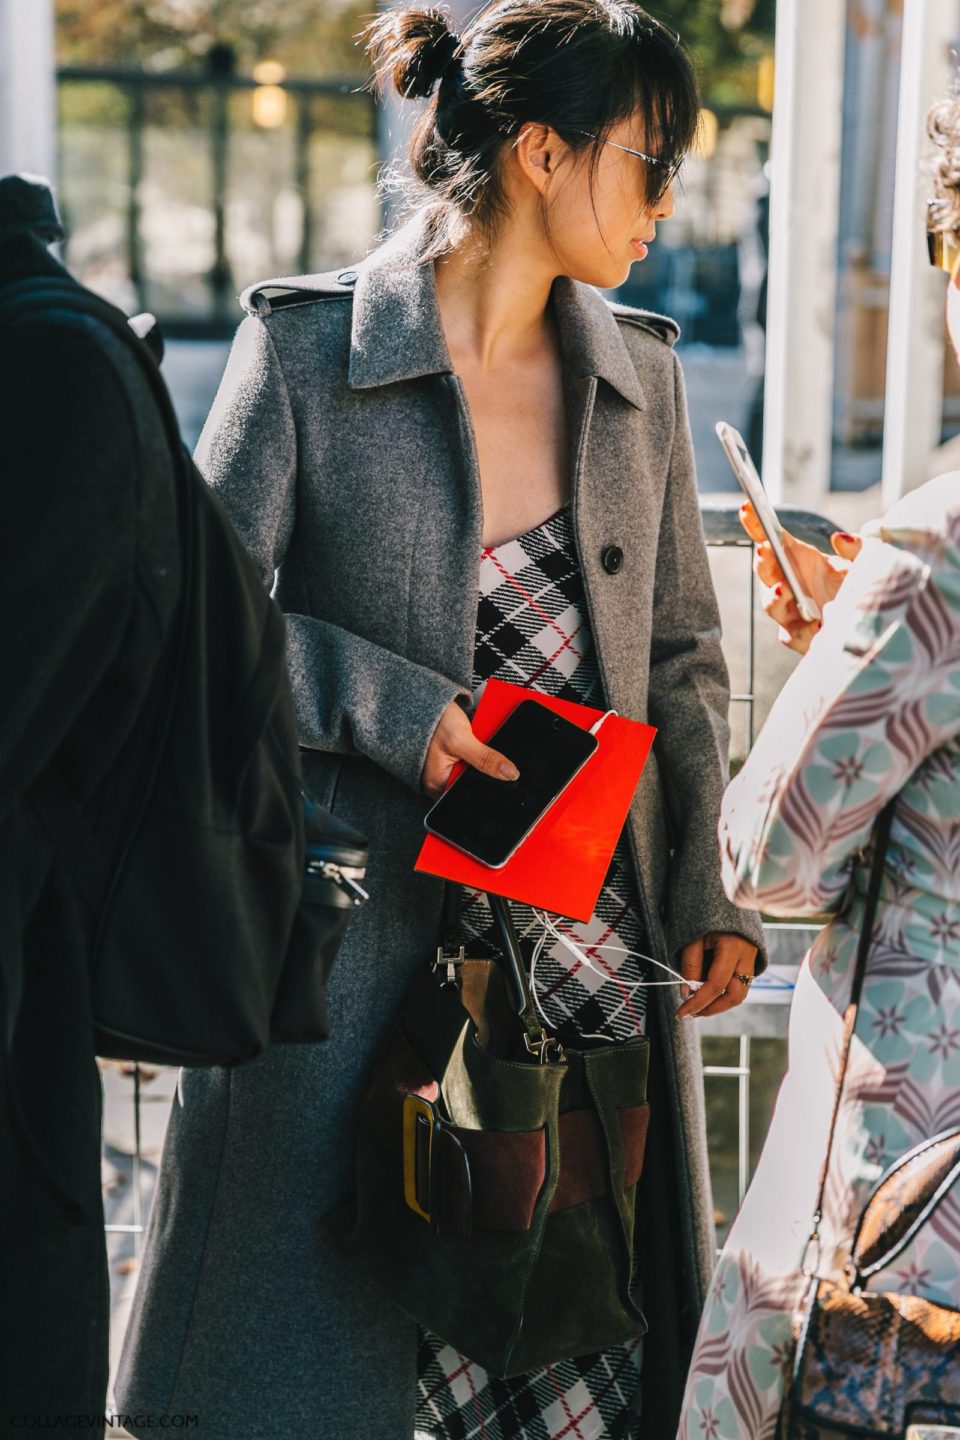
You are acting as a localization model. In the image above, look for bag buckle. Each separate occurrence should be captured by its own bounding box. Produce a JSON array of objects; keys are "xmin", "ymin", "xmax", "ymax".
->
[
  {"xmin": 434, "ymin": 944, "xmax": 465, "ymax": 987},
  {"xmin": 800, "ymin": 1211, "xmax": 822, "ymax": 1278},
  {"xmin": 524, "ymin": 1029, "xmax": 564, "ymax": 1065},
  {"xmin": 401, "ymin": 1093, "xmax": 472, "ymax": 1237},
  {"xmin": 402, "ymin": 1094, "xmax": 438, "ymax": 1224}
]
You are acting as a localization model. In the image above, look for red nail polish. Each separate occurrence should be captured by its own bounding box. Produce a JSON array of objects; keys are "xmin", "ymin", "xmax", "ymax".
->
[
  {"xmin": 837, "ymin": 532, "xmax": 855, "ymax": 541},
  {"xmin": 774, "ymin": 583, "xmax": 783, "ymax": 597}
]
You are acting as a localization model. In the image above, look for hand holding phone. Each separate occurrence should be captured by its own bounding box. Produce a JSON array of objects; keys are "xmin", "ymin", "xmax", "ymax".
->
[
  {"xmin": 422, "ymin": 699, "xmax": 520, "ymax": 799},
  {"xmin": 424, "ymin": 700, "xmax": 599, "ymax": 869},
  {"xmin": 715, "ymin": 422, "xmax": 822, "ymax": 624},
  {"xmin": 739, "ymin": 502, "xmax": 863, "ymax": 654}
]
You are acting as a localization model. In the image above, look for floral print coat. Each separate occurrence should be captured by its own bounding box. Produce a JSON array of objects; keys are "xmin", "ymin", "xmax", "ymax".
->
[{"xmin": 680, "ymin": 475, "xmax": 960, "ymax": 1439}]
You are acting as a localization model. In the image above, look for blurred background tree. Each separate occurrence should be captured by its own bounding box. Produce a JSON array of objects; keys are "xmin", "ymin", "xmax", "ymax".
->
[
  {"xmin": 56, "ymin": 0, "xmax": 371, "ymax": 75},
  {"xmin": 56, "ymin": 0, "xmax": 775, "ymax": 100},
  {"xmin": 668, "ymin": 0, "xmax": 776, "ymax": 105}
]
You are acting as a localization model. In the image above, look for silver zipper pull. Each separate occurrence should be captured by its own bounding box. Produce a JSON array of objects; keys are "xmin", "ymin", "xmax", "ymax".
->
[
  {"xmin": 310, "ymin": 860, "xmax": 369, "ymax": 906},
  {"xmin": 330, "ymin": 869, "xmax": 368, "ymax": 906}
]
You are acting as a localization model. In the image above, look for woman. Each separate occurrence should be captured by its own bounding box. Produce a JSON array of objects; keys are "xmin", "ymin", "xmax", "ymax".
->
[
  {"xmin": 680, "ymin": 92, "xmax": 960, "ymax": 1440},
  {"xmin": 116, "ymin": 5, "xmax": 763, "ymax": 1436}
]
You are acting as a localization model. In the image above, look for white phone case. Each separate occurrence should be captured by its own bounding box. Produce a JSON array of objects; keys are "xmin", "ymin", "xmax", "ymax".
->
[{"xmin": 715, "ymin": 421, "xmax": 822, "ymax": 625}]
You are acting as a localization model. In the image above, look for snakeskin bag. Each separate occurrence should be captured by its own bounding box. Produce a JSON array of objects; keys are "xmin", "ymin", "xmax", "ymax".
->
[{"xmin": 779, "ymin": 803, "xmax": 960, "ymax": 1439}]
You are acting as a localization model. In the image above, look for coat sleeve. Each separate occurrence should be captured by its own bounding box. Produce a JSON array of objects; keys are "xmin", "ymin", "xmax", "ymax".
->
[
  {"xmin": 718, "ymin": 502, "xmax": 960, "ymax": 917},
  {"xmin": 646, "ymin": 352, "xmax": 766, "ymax": 964},
  {"xmin": 0, "ymin": 319, "xmax": 135, "ymax": 828},
  {"xmin": 196, "ymin": 315, "xmax": 470, "ymax": 794}
]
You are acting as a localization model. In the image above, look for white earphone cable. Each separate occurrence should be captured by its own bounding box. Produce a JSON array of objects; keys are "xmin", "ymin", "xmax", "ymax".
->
[{"xmin": 530, "ymin": 908, "xmax": 702, "ymax": 991}]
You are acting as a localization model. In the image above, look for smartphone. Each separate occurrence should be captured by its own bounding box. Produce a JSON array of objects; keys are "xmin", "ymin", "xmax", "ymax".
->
[
  {"xmin": 424, "ymin": 700, "xmax": 599, "ymax": 869},
  {"xmin": 715, "ymin": 421, "xmax": 822, "ymax": 624}
]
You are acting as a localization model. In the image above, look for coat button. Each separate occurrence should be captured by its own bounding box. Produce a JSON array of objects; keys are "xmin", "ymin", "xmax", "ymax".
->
[
  {"xmin": 337, "ymin": 269, "xmax": 358, "ymax": 285},
  {"xmin": 601, "ymin": 544, "xmax": 624, "ymax": 574}
]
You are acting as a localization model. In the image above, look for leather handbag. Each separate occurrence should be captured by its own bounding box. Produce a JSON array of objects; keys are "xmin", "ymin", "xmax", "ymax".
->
[
  {"xmin": 779, "ymin": 801, "xmax": 960, "ymax": 1439},
  {"xmin": 329, "ymin": 886, "xmax": 651, "ymax": 1379}
]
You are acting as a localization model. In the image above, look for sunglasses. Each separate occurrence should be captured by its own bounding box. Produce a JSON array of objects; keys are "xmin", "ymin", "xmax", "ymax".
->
[
  {"xmin": 927, "ymin": 200, "xmax": 960, "ymax": 273},
  {"xmin": 575, "ymin": 131, "xmax": 685, "ymax": 188}
]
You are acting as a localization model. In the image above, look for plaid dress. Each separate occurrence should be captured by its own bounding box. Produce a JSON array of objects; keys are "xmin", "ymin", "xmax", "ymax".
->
[{"xmin": 416, "ymin": 505, "xmax": 651, "ymax": 1440}]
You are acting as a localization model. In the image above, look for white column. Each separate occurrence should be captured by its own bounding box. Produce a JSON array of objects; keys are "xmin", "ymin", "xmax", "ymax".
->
[
  {"xmin": 761, "ymin": 0, "xmax": 846, "ymax": 506},
  {"xmin": 0, "ymin": 0, "xmax": 56, "ymax": 180},
  {"xmin": 881, "ymin": 0, "xmax": 957, "ymax": 507}
]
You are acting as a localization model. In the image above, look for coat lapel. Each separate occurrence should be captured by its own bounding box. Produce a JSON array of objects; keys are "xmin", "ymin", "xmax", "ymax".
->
[
  {"xmin": 347, "ymin": 214, "xmax": 647, "ymax": 411},
  {"xmin": 552, "ymin": 276, "xmax": 645, "ymax": 412},
  {"xmin": 348, "ymin": 218, "xmax": 452, "ymax": 390}
]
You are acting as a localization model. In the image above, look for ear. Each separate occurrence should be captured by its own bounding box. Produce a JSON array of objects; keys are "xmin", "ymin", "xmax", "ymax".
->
[{"xmin": 513, "ymin": 123, "xmax": 565, "ymax": 197}]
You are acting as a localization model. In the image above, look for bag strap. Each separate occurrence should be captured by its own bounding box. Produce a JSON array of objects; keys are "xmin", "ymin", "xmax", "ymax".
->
[
  {"xmin": 439, "ymin": 881, "xmax": 463, "ymax": 958},
  {"xmin": 802, "ymin": 800, "xmax": 896, "ymax": 1276},
  {"xmin": 438, "ymin": 882, "xmax": 560, "ymax": 1060}
]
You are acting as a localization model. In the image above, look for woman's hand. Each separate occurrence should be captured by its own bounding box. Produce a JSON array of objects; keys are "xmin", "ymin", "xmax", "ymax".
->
[
  {"xmin": 422, "ymin": 699, "xmax": 520, "ymax": 799},
  {"xmin": 739, "ymin": 502, "xmax": 862, "ymax": 656},
  {"xmin": 675, "ymin": 933, "xmax": 759, "ymax": 1019}
]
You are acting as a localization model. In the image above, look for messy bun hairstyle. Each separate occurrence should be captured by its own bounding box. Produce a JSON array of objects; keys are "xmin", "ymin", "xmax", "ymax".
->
[{"xmin": 364, "ymin": 1, "xmax": 699, "ymax": 254}]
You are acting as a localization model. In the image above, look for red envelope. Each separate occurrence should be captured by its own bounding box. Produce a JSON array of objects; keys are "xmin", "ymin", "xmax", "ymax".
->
[{"xmin": 415, "ymin": 678, "xmax": 656, "ymax": 922}]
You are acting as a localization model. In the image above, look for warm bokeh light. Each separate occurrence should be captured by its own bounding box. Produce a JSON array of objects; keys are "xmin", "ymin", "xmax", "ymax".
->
[
  {"xmin": 252, "ymin": 85, "xmax": 287, "ymax": 128},
  {"xmin": 694, "ymin": 107, "xmax": 719, "ymax": 159},
  {"xmin": 757, "ymin": 53, "xmax": 775, "ymax": 112},
  {"xmin": 252, "ymin": 60, "xmax": 286, "ymax": 86}
]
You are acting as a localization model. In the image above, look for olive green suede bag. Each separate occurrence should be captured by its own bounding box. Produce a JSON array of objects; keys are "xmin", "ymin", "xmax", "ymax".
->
[{"xmin": 329, "ymin": 889, "xmax": 651, "ymax": 1379}]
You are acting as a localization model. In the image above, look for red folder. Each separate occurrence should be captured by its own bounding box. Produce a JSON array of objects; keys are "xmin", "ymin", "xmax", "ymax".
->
[{"xmin": 415, "ymin": 678, "xmax": 656, "ymax": 923}]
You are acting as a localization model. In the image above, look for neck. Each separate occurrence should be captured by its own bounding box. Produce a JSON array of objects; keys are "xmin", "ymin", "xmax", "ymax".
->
[{"xmin": 433, "ymin": 216, "xmax": 560, "ymax": 372}]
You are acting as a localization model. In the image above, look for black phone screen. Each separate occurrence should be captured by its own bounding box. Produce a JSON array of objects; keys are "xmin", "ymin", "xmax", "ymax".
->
[{"xmin": 424, "ymin": 700, "xmax": 598, "ymax": 868}]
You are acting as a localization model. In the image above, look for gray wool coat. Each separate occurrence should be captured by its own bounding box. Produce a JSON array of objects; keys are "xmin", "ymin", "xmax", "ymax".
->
[{"xmin": 116, "ymin": 212, "xmax": 765, "ymax": 1439}]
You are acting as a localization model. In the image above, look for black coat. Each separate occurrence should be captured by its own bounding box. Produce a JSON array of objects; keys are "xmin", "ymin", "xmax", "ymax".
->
[{"xmin": 0, "ymin": 221, "xmax": 181, "ymax": 1415}]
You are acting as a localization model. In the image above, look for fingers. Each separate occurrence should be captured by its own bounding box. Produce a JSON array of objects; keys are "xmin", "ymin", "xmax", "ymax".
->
[
  {"xmin": 754, "ymin": 531, "xmax": 810, "ymax": 589},
  {"xmin": 754, "ymin": 541, "xmax": 785, "ymax": 589},
  {"xmin": 738, "ymin": 502, "xmax": 765, "ymax": 545},
  {"xmin": 678, "ymin": 937, "xmax": 704, "ymax": 1003},
  {"xmin": 830, "ymin": 530, "xmax": 863, "ymax": 562},
  {"xmin": 422, "ymin": 701, "xmax": 521, "ymax": 797},
  {"xmin": 760, "ymin": 580, "xmax": 820, "ymax": 656},
  {"xmin": 455, "ymin": 729, "xmax": 520, "ymax": 781},
  {"xmin": 676, "ymin": 936, "xmax": 757, "ymax": 1020},
  {"xmin": 762, "ymin": 580, "xmax": 798, "ymax": 629},
  {"xmin": 422, "ymin": 758, "xmax": 454, "ymax": 799}
]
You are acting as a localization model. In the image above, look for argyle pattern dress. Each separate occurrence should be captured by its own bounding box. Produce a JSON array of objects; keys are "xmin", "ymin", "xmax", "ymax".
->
[{"xmin": 415, "ymin": 505, "xmax": 653, "ymax": 1440}]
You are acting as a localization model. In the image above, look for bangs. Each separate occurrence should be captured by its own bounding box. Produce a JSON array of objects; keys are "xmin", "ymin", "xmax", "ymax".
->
[{"xmin": 575, "ymin": 7, "xmax": 701, "ymax": 205}]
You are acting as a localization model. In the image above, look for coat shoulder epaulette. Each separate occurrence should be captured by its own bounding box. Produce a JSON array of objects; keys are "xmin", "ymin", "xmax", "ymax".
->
[
  {"xmin": 239, "ymin": 266, "xmax": 360, "ymax": 319},
  {"xmin": 607, "ymin": 300, "xmax": 680, "ymax": 348}
]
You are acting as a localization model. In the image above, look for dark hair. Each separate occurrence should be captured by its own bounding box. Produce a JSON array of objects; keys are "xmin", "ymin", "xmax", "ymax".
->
[
  {"xmin": 364, "ymin": 1, "xmax": 700, "ymax": 253},
  {"xmin": 928, "ymin": 93, "xmax": 960, "ymax": 240}
]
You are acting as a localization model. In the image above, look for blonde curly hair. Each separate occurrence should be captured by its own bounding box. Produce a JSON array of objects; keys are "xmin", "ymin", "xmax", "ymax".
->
[{"xmin": 928, "ymin": 92, "xmax": 960, "ymax": 238}]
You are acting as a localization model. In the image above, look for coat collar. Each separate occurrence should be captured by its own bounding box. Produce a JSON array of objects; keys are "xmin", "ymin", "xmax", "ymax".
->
[{"xmin": 347, "ymin": 212, "xmax": 646, "ymax": 410}]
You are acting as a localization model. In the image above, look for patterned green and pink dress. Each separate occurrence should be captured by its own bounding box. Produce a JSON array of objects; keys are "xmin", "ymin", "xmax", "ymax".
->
[{"xmin": 681, "ymin": 476, "xmax": 960, "ymax": 1439}]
